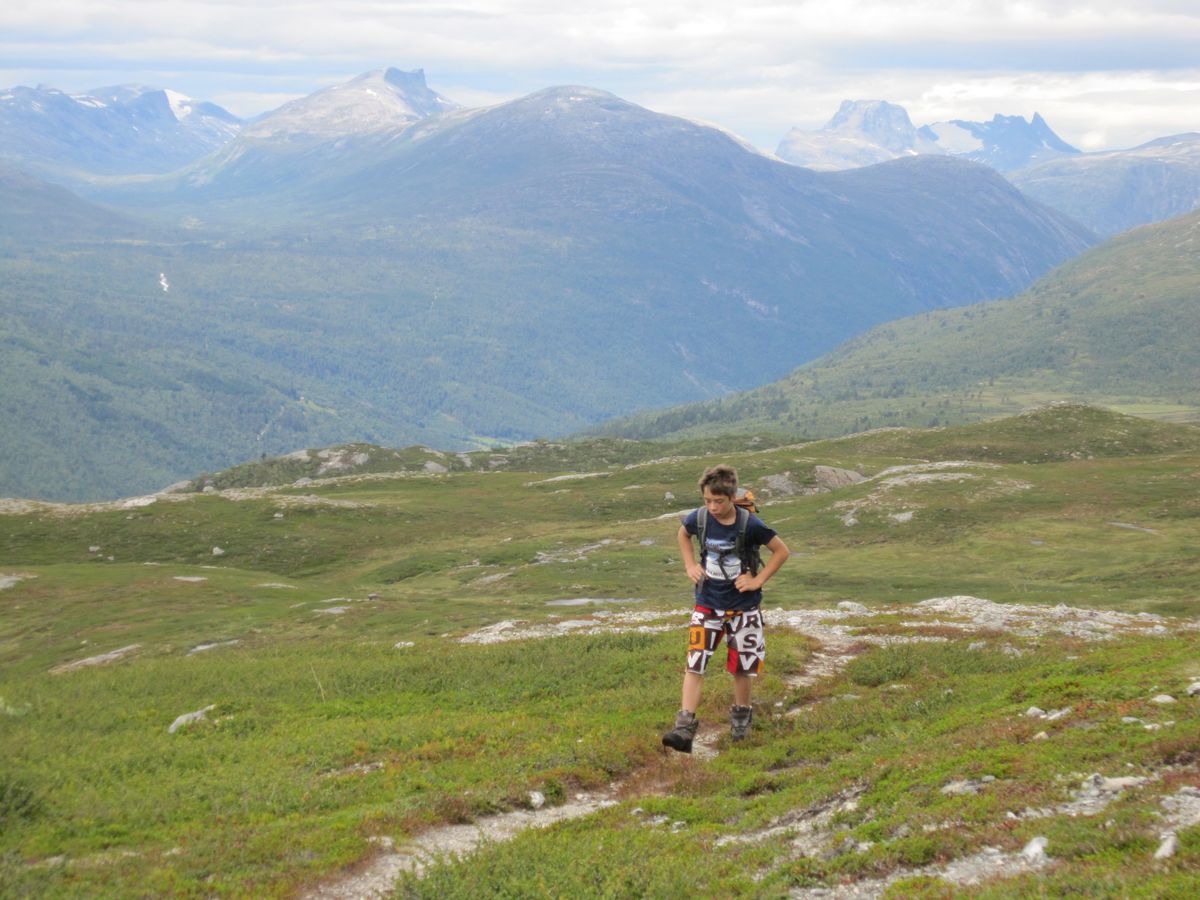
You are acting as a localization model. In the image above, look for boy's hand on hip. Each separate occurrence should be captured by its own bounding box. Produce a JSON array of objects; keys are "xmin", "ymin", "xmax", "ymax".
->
[
  {"xmin": 735, "ymin": 573, "xmax": 763, "ymax": 592},
  {"xmin": 685, "ymin": 562, "xmax": 705, "ymax": 585}
]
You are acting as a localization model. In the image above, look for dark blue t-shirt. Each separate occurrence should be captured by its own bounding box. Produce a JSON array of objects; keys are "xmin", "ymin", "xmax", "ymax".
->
[{"xmin": 683, "ymin": 508, "xmax": 777, "ymax": 611}]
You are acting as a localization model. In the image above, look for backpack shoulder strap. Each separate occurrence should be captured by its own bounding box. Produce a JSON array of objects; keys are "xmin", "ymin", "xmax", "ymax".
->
[
  {"xmin": 735, "ymin": 507, "xmax": 761, "ymax": 575},
  {"xmin": 696, "ymin": 507, "xmax": 708, "ymax": 558},
  {"xmin": 734, "ymin": 506, "xmax": 748, "ymax": 562}
]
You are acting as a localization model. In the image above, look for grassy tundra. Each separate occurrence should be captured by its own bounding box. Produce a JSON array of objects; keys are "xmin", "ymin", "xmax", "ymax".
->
[{"xmin": 1, "ymin": 405, "xmax": 1198, "ymax": 896}]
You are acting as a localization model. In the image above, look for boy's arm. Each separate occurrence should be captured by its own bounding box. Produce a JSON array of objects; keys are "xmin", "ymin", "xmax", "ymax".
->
[
  {"xmin": 735, "ymin": 535, "xmax": 789, "ymax": 593},
  {"xmin": 678, "ymin": 525, "xmax": 705, "ymax": 585}
]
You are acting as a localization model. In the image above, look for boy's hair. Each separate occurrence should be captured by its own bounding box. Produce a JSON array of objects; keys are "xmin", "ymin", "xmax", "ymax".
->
[{"xmin": 698, "ymin": 464, "xmax": 738, "ymax": 498}]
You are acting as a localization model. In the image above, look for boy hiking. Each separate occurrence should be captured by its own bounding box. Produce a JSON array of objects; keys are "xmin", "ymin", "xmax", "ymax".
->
[{"xmin": 662, "ymin": 465, "xmax": 789, "ymax": 753}]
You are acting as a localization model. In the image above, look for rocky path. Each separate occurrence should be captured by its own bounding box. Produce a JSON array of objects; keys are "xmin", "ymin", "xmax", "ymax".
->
[
  {"xmin": 303, "ymin": 597, "xmax": 1197, "ymax": 898},
  {"xmin": 304, "ymin": 792, "xmax": 620, "ymax": 898}
]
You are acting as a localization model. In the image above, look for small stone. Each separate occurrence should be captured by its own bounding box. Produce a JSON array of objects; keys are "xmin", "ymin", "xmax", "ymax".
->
[
  {"xmin": 1022, "ymin": 836, "xmax": 1049, "ymax": 861},
  {"xmin": 1025, "ymin": 706, "xmax": 1046, "ymax": 718},
  {"xmin": 942, "ymin": 779, "xmax": 982, "ymax": 796},
  {"xmin": 1033, "ymin": 731, "xmax": 1049, "ymax": 741},
  {"xmin": 273, "ymin": 512, "xmax": 284, "ymax": 519},
  {"xmin": 1151, "ymin": 694, "xmax": 1177, "ymax": 705},
  {"xmin": 89, "ymin": 545, "xmax": 101, "ymax": 553},
  {"xmin": 211, "ymin": 547, "xmax": 225, "ymax": 557},
  {"xmin": 393, "ymin": 641, "xmax": 415, "ymax": 649},
  {"xmin": 169, "ymin": 704, "xmax": 216, "ymax": 734},
  {"xmin": 1154, "ymin": 833, "xmax": 1178, "ymax": 860},
  {"xmin": 1122, "ymin": 717, "xmax": 1143, "ymax": 724},
  {"xmin": 837, "ymin": 601, "xmax": 870, "ymax": 615},
  {"xmin": 528, "ymin": 791, "xmax": 545, "ymax": 810},
  {"xmin": 1186, "ymin": 682, "xmax": 1200, "ymax": 697}
]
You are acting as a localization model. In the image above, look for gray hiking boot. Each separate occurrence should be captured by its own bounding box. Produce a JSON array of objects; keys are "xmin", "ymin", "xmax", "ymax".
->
[
  {"xmin": 661, "ymin": 709, "xmax": 698, "ymax": 753},
  {"xmin": 730, "ymin": 705, "xmax": 753, "ymax": 741}
]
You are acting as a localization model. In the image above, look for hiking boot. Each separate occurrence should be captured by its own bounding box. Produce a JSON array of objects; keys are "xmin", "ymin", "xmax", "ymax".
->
[
  {"xmin": 730, "ymin": 705, "xmax": 753, "ymax": 741},
  {"xmin": 661, "ymin": 709, "xmax": 698, "ymax": 753}
]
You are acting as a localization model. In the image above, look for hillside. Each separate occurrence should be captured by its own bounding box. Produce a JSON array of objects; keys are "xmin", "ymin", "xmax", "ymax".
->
[
  {"xmin": 1, "ymin": 83, "xmax": 1093, "ymax": 502},
  {"xmin": 0, "ymin": 165, "xmax": 148, "ymax": 241},
  {"xmin": 598, "ymin": 208, "xmax": 1200, "ymax": 443},
  {"xmin": 2, "ymin": 407, "xmax": 1199, "ymax": 895},
  {"xmin": 1011, "ymin": 133, "xmax": 1200, "ymax": 237}
]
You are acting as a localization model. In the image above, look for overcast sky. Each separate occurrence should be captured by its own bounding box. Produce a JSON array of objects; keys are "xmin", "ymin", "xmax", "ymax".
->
[{"xmin": 3, "ymin": 1, "xmax": 1198, "ymax": 152}]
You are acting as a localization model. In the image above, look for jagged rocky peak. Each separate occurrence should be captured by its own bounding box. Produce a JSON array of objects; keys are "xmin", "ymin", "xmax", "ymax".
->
[
  {"xmin": 827, "ymin": 99, "xmax": 909, "ymax": 132},
  {"xmin": 921, "ymin": 111, "xmax": 1078, "ymax": 171},
  {"xmin": 244, "ymin": 66, "xmax": 458, "ymax": 141},
  {"xmin": 824, "ymin": 99, "xmax": 938, "ymax": 155},
  {"xmin": 778, "ymin": 98, "xmax": 1081, "ymax": 173},
  {"xmin": 776, "ymin": 98, "xmax": 940, "ymax": 170}
]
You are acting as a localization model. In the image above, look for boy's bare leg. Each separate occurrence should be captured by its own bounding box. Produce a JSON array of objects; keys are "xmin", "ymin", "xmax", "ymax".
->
[
  {"xmin": 681, "ymin": 671, "xmax": 703, "ymax": 712},
  {"xmin": 733, "ymin": 673, "xmax": 752, "ymax": 707}
]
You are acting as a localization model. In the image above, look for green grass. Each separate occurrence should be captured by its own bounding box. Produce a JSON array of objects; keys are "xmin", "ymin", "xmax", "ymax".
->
[{"xmin": 2, "ymin": 407, "xmax": 1199, "ymax": 895}]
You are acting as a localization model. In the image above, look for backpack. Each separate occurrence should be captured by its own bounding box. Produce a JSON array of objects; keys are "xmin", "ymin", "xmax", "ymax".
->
[{"xmin": 695, "ymin": 488, "xmax": 762, "ymax": 578}]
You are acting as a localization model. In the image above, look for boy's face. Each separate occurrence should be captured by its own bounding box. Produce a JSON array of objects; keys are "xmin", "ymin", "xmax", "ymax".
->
[{"xmin": 702, "ymin": 488, "xmax": 735, "ymax": 517}]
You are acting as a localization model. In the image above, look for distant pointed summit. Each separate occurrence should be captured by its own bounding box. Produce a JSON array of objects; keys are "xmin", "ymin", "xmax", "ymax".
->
[
  {"xmin": 776, "ymin": 99, "xmax": 939, "ymax": 170},
  {"xmin": 921, "ymin": 112, "xmax": 1078, "ymax": 171},
  {"xmin": 243, "ymin": 67, "xmax": 458, "ymax": 141}
]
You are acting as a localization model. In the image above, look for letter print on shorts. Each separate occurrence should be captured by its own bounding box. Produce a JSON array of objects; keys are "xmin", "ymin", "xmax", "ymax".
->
[{"xmin": 685, "ymin": 607, "xmax": 765, "ymax": 676}]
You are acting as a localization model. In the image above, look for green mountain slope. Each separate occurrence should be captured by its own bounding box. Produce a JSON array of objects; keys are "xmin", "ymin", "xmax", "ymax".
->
[
  {"xmin": 2, "ymin": 407, "xmax": 1199, "ymax": 895},
  {"xmin": 600, "ymin": 208, "xmax": 1200, "ymax": 442}
]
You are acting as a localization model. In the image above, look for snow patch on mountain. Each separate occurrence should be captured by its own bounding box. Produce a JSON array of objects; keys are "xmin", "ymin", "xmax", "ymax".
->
[
  {"xmin": 164, "ymin": 89, "xmax": 192, "ymax": 120},
  {"xmin": 923, "ymin": 122, "xmax": 983, "ymax": 154}
]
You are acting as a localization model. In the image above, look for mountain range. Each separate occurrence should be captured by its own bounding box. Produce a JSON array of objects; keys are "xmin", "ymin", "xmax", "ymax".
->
[
  {"xmin": 0, "ymin": 82, "xmax": 241, "ymax": 176},
  {"xmin": 776, "ymin": 100, "xmax": 1080, "ymax": 173},
  {"xmin": 0, "ymin": 71, "xmax": 1093, "ymax": 501},
  {"xmin": 597, "ymin": 206, "xmax": 1200, "ymax": 442},
  {"xmin": 774, "ymin": 100, "xmax": 1200, "ymax": 237}
]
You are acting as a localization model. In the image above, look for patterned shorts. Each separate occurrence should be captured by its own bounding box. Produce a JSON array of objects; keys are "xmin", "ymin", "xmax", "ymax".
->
[{"xmin": 685, "ymin": 606, "xmax": 765, "ymax": 676}]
